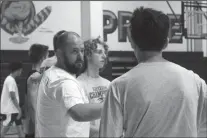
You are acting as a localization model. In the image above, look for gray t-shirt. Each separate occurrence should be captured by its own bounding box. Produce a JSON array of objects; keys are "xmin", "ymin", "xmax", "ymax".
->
[{"xmin": 100, "ymin": 61, "xmax": 207, "ymax": 137}]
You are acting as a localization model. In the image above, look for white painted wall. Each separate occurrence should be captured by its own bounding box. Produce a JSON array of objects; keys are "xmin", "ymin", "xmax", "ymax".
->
[
  {"xmin": 1, "ymin": 1, "xmax": 205, "ymax": 55},
  {"xmin": 1, "ymin": 1, "xmax": 81, "ymax": 50},
  {"xmin": 90, "ymin": 2, "xmax": 103, "ymax": 40},
  {"xmin": 81, "ymin": 1, "xmax": 103, "ymax": 41},
  {"xmin": 103, "ymin": 1, "xmax": 187, "ymax": 51}
]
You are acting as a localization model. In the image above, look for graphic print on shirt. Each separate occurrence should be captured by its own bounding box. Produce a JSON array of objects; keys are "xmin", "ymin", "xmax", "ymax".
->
[{"xmin": 89, "ymin": 86, "xmax": 108, "ymax": 103}]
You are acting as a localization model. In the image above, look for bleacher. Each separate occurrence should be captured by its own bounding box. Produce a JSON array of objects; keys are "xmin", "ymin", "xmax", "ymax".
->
[
  {"xmin": 1, "ymin": 50, "xmax": 207, "ymax": 104},
  {"xmin": 105, "ymin": 51, "xmax": 207, "ymax": 82},
  {"xmin": 0, "ymin": 50, "xmax": 207, "ymax": 136}
]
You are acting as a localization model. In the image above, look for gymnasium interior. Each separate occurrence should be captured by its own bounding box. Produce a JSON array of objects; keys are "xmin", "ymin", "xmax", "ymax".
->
[{"xmin": 0, "ymin": 1, "xmax": 207, "ymax": 136}]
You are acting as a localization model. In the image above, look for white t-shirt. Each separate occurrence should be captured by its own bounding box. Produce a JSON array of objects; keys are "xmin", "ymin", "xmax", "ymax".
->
[
  {"xmin": 99, "ymin": 61, "xmax": 207, "ymax": 137},
  {"xmin": 36, "ymin": 66, "xmax": 90, "ymax": 137},
  {"xmin": 77, "ymin": 72, "xmax": 110, "ymax": 136},
  {"xmin": 1, "ymin": 75, "xmax": 19, "ymax": 114}
]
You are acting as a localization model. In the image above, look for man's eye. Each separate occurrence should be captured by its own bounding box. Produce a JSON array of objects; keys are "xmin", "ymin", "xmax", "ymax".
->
[{"xmin": 73, "ymin": 50, "xmax": 78, "ymax": 53}]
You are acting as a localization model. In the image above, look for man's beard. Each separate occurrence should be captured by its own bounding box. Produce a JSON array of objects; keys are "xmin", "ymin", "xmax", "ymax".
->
[{"xmin": 63, "ymin": 54, "xmax": 83, "ymax": 75}]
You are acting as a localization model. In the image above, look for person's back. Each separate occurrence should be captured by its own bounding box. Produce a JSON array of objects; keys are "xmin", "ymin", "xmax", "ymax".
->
[
  {"xmin": 24, "ymin": 44, "xmax": 49, "ymax": 138},
  {"xmin": 99, "ymin": 7, "xmax": 207, "ymax": 137},
  {"xmin": 109, "ymin": 61, "xmax": 206, "ymax": 137}
]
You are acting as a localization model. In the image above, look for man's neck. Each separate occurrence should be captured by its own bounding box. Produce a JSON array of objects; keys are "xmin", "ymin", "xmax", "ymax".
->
[
  {"xmin": 55, "ymin": 62, "xmax": 76, "ymax": 77},
  {"xmin": 85, "ymin": 63, "xmax": 100, "ymax": 78},
  {"xmin": 10, "ymin": 73, "xmax": 16, "ymax": 79},
  {"xmin": 138, "ymin": 51, "xmax": 166, "ymax": 63}
]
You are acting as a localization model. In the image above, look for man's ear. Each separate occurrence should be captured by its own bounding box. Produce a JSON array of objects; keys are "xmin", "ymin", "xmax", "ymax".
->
[
  {"xmin": 127, "ymin": 26, "xmax": 137, "ymax": 50},
  {"xmin": 163, "ymin": 38, "xmax": 169, "ymax": 50}
]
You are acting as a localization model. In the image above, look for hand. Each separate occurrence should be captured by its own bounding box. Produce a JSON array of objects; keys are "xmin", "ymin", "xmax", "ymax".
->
[{"xmin": 17, "ymin": 109, "xmax": 22, "ymax": 120}]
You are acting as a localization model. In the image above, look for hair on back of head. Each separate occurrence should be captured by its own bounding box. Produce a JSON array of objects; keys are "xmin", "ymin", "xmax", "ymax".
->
[
  {"xmin": 9, "ymin": 62, "xmax": 23, "ymax": 72},
  {"xmin": 130, "ymin": 7, "xmax": 170, "ymax": 51},
  {"xmin": 29, "ymin": 44, "xmax": 49, "ymax": 64}
]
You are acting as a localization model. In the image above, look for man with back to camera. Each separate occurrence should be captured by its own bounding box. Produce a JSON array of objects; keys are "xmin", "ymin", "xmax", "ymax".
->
[
  {"xmin": 99, "ymin": 7, "xmax": 207, "ymax": 137},
  {"xmin": 24, "ymin": 44, "xmax": 49, "ymax": 138},
  {"xmin": 35, "ymin": 30, "xmax": 103, "ymax": 137},
  {"xmin": 1, "ymin": 62, "xmax": 24, "ymax": 138}
]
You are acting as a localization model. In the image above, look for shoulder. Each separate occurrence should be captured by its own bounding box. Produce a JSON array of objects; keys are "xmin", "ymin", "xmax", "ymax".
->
[
  {"xmin": 77, "ymin": 73, "xmax": 85, "ymax": 81},
  {"xmin": 28, "ymin": 72, "xmax": 42, "ymax": 83},
  {"xmin": 41, "ymin": 56, "xmax": 57, "ymax": 68},
  {"xmin": 5, "ymin": 76, "xmax": 15, "ymax": 83},
  {"xmin": 77, "ymin": 73, "xmax": 87, "ymax": 87},
  {"xmin": 189, "ymin": 70, "xmax": 206, "ymax": 88},
  {"xmin": 100, "ymin": 77, "xmax": 111, "ymax": 85},
  {"xmin": 62, "ymin": 79, "xmax": 80, "ymax": 87},
  {"xmin": 60, "ymin": 79, "xmax": 83, "ymax": 96}
]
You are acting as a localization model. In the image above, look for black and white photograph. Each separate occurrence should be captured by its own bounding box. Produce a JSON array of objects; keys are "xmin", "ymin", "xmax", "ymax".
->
[{"xmin": 0, "ymin": 1, "xmax": 207, "ymax": 137}]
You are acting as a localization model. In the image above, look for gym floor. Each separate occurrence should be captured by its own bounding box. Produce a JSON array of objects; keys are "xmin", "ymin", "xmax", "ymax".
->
[{"xmin": 0, "ymin": 122, "xmax": 18, "ymax": 137}]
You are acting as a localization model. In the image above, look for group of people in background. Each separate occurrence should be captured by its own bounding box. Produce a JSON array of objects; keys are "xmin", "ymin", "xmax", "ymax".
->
[{"xmin": 1, "ymin": 7, "xmax": 206, "ymax": 138}]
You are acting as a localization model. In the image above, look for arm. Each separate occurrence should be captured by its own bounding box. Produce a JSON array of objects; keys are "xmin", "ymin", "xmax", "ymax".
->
[
  {"xmin": 197, "ymin": 78, "xmax": 207, "ymax": 137},
  {"xmin": 28, "ymin": 74, "xmax": 41, "ymax": 110},
  {"xmin": 26, "ymin": 88, "xmax": 35, "ymax": 122},
  {"xmin": 10, "ymin": 92, "xmax": 21, "ymax": 112},
  {"xmin": 99, "ymin": 83, "xmax": 124, "ymax": 137},
  {"xmin": 61, "ymin": 80, "xmax": 103, "ymax": 122},
  {"xmin": 8, "ymin": 79, "xmax": 21, "ymax": 113},
  {"xmin": 27, "ymin": 76, "xmax": 40, "ymax": 123},
  {"xmin": 30, "ymin": 72, "xmax": 43, "ymax": 83},
  {"xmin": 69, "ymin": 103, "xmax": 103, "ymax": 122}
]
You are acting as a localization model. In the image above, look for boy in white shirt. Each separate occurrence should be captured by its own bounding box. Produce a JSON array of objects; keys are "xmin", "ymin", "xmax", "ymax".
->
[
  {"xmin": 1, "ymin": 62, "xmax": 24, "ymax": 138},
  {"xmin": 77, "ymin": 37, "xmax": 110, "ymax": 137}
]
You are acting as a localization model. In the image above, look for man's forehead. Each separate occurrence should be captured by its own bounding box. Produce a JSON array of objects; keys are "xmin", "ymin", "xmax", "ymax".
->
[
  {"xmin": 64, "ymin": 36, "xmax": 83, "ymax": 48},
  {"xmin": 96, "ymin": 43, "xmax": 105, "ymax": 50}
]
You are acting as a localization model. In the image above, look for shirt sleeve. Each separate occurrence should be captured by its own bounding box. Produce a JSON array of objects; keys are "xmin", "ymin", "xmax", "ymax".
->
[
  {"xmin": 61, "ymin": 80, "xmax": 85, "ymax": 110},
  {"xmin": 194, "ymin": 73, "xmax": 207, "ymax": 137},
  {"xmin": 8, "ymin": 77, "xmax": 17, "ymax": 93},
  {"xmin": 99, "ymin": 82, "xmax": 124, "ymax": 137}
]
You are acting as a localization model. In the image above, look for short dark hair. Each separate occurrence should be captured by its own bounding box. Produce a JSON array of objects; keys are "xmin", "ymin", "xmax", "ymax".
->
[
  {"xmin": 53, "ymin": 30, "xmax": 80, "ymax": 51},
  {"xmin": 130, "ymin": 7, "xmax": 170, "ymax": 51},
  {"xmin": 9, "ymin": 62, "xmax": 23, "ymax": 72},
  {"xmin": 29, "ymin": 44, "xmax": 49, "ymax": 64}
]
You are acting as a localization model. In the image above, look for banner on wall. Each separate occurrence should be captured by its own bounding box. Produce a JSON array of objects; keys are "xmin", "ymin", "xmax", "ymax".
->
[
  {"xmin": 103, "ymin": 10, "xmax": 183, "ymax": 44},
  {"xmin": 0, "ymin": 1, "xmax": 81, "ymax": 50},
  {"xmin": 1, "ymin": 1, "xmax": 52, "ymax": 44},
  {"xmin": 101, "ymin": 1, "xmax": 188, "ymax": 51}
]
